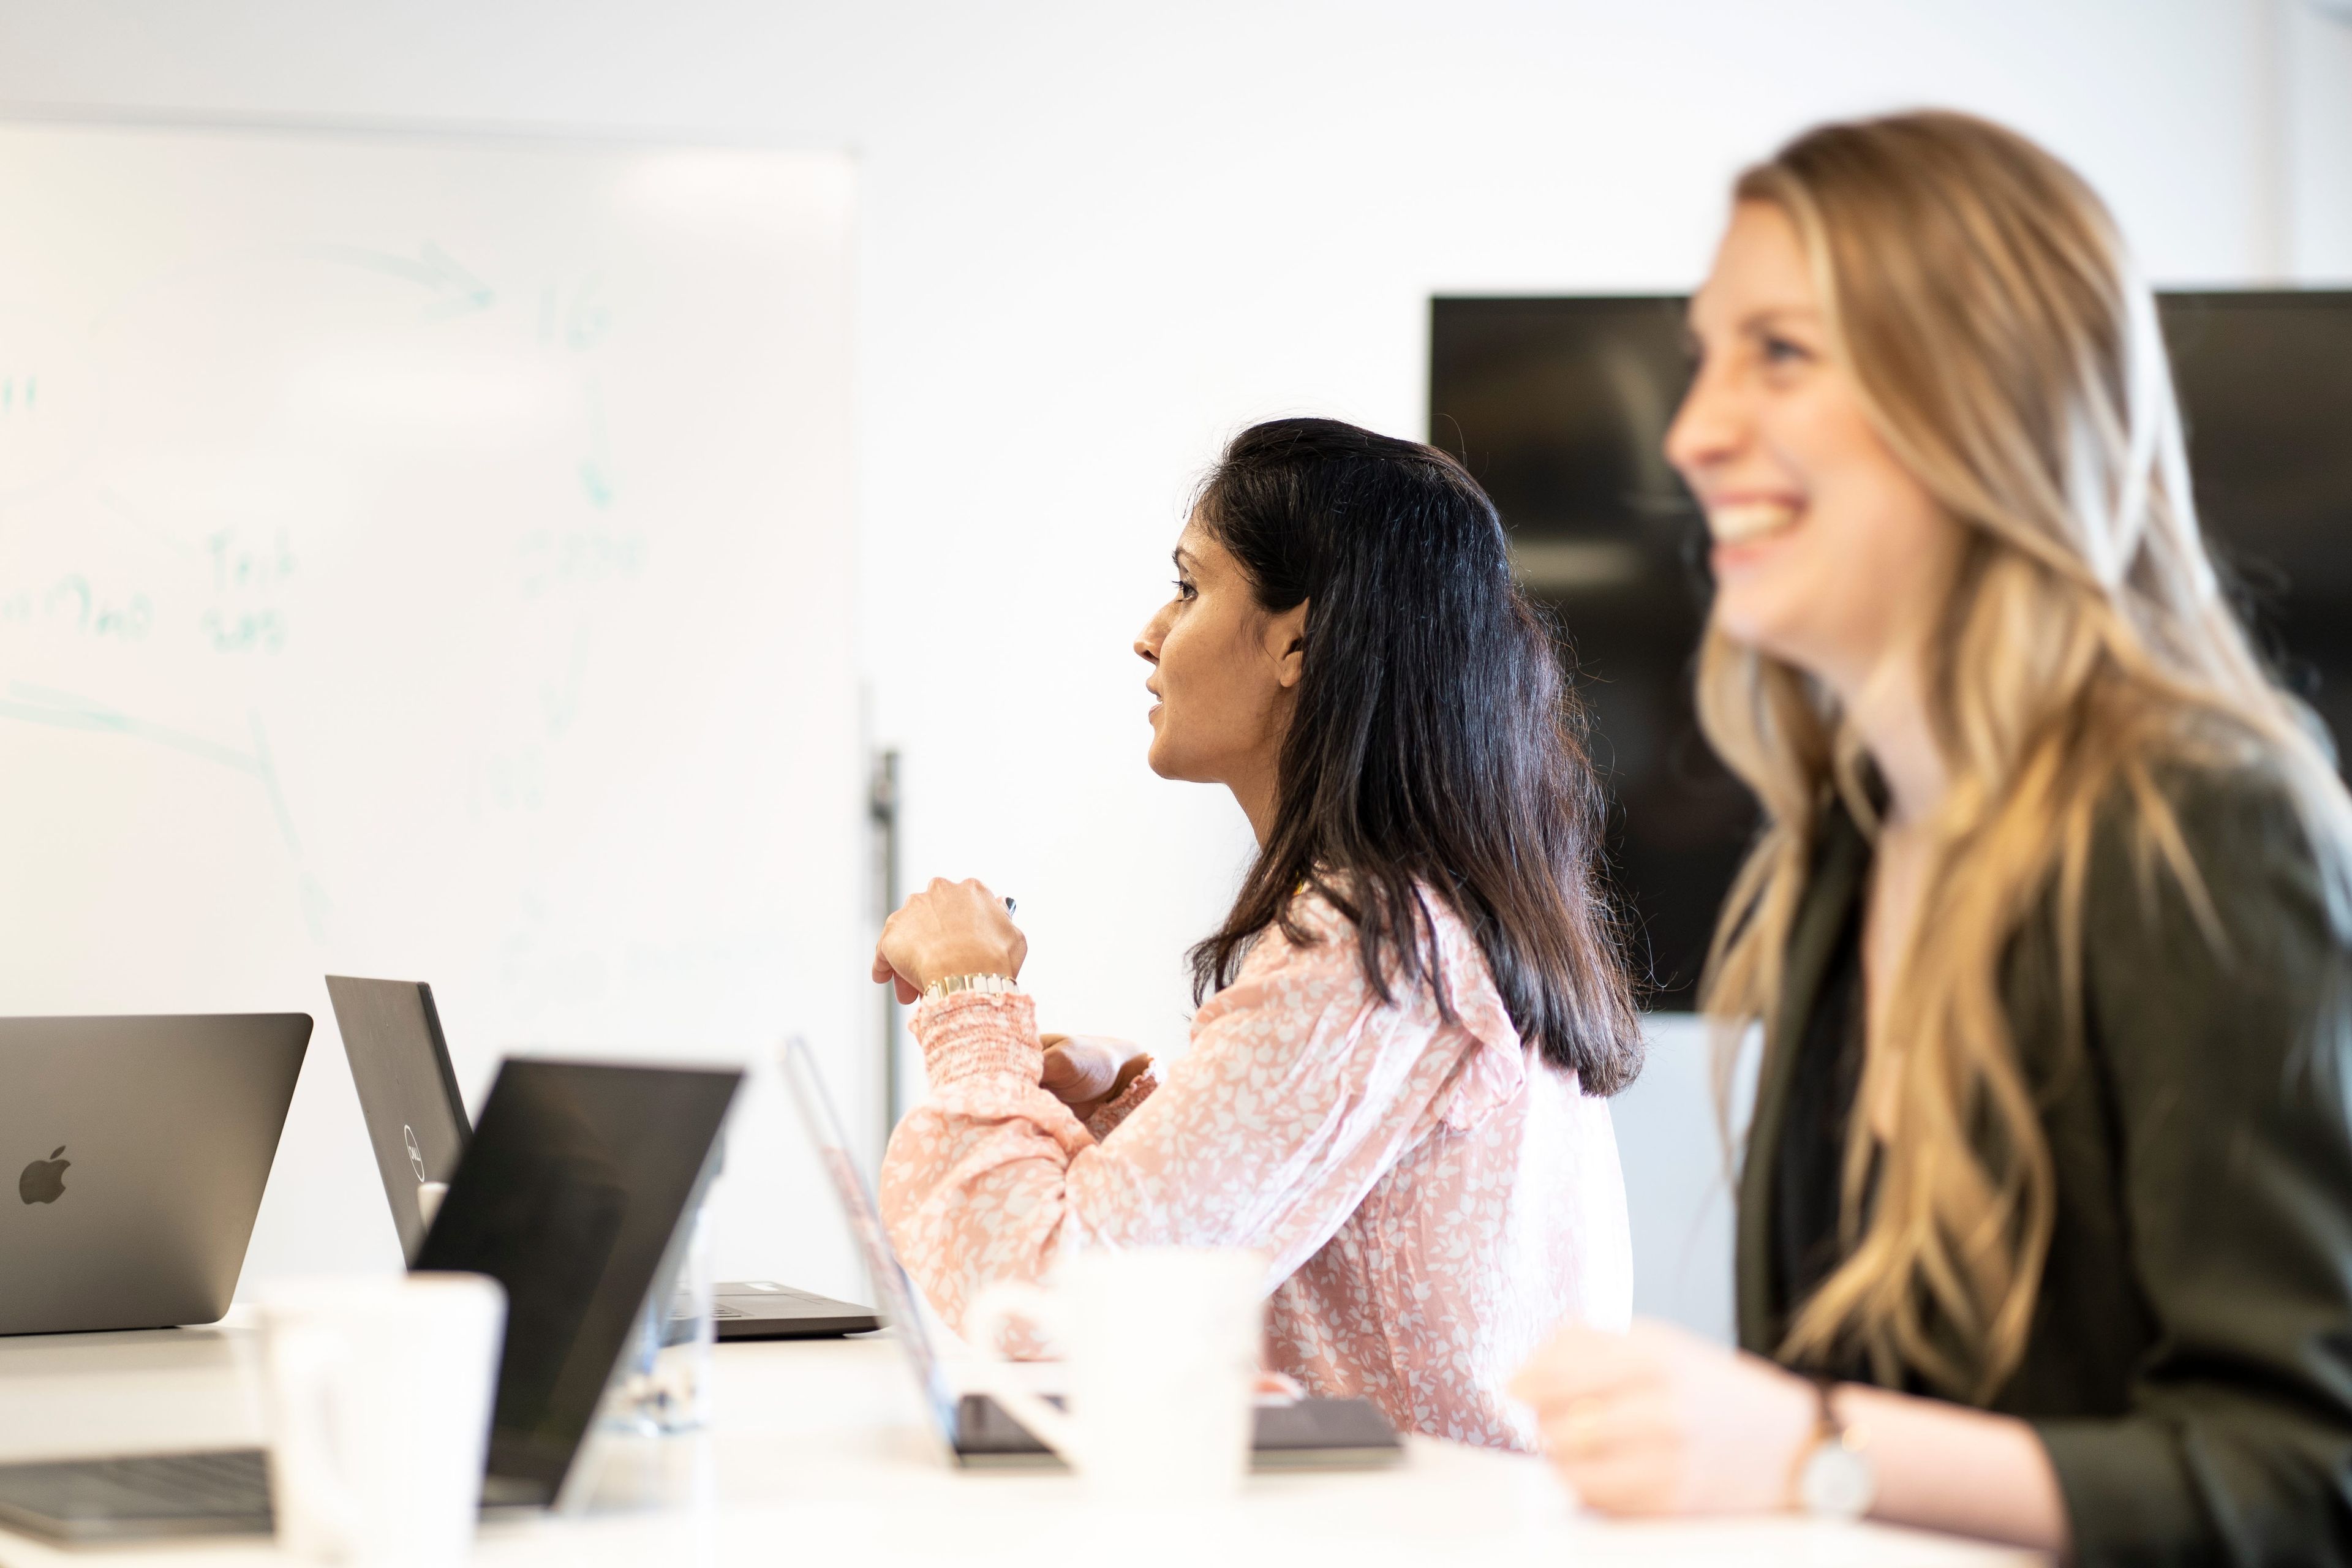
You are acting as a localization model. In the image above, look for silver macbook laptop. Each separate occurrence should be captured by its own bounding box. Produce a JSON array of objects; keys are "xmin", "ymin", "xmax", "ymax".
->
[
  {"xmin": 325, "ymin": 975, "xmax": 877, "ymax": 1338},
  {"xmin": 775, "ymin": 1037, "xmax": 1403, "ymax": 1471},
  {"xmin": 0, "ymin": 1014, "xmax": 311, "ymax": 1337}
]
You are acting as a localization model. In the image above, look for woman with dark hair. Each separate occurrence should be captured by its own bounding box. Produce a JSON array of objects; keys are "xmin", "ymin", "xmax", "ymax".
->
[{"xmin": 870, "ymin": 417, "xmax": 1643, "ymax": 1449}]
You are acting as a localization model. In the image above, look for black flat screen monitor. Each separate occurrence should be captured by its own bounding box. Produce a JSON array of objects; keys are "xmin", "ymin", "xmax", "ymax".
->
[{"xmin": 1430, "ymin": 290, "xmax": 2352, "ymax": 1007}]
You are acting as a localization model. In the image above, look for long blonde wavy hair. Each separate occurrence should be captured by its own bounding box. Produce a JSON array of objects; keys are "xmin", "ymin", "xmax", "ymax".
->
[{"xmin": 1698, "ymin": 111, "xmax": 2352, "ymax": 1401}]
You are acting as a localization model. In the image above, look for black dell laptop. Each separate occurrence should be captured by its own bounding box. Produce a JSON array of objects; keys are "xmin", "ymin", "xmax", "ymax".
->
[
  {"xmin": 0, "ymin": 1058, "xmax": 742, "ymax": 1542},
  {"xmin": 325, "ymin": 975, "xmax": 876, "ymax": 1339}
]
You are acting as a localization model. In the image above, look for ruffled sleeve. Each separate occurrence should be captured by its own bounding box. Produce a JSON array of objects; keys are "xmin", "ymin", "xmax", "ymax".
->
[{"xmin": 1083, "ymin": 1070, "xmax": 1157, "ymax": 1140}]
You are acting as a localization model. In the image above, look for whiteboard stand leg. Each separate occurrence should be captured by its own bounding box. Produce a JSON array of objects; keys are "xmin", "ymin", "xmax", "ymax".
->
[{"xmin": 869, "ymin": 747, "xmax": 903, "ymax": 1163}]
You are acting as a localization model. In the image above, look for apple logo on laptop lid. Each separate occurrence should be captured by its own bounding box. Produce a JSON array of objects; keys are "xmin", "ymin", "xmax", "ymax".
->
[{"xmin": 18, "ymin": 1146, "xmax": 68, "ymax": 1205}]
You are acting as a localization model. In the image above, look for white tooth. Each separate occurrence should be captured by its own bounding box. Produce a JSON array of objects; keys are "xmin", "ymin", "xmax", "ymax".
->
[{"xmin": 1709, "ymin": 502, "xmax": 1800, "ymax": 543}]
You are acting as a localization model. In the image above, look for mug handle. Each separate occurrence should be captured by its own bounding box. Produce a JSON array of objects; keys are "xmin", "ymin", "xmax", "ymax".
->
[
  {"xmin": 963, "ymin": 1281, "xmax": 1085, "ymax": 1466},
  {"xmin": 266, "ymin": 1324, "xmax": 364, "ymax": 1559}
]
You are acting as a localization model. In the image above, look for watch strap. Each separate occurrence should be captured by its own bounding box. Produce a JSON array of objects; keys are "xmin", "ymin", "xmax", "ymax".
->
[{"xmin": 921, "ymin": 972, "xmax": 1021, "ymax": 1004}]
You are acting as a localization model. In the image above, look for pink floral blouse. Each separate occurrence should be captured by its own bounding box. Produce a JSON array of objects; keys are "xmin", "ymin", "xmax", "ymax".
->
[{"xmin": 878, "ymin": 889, "xmax": 1632, "ymax": 1450}]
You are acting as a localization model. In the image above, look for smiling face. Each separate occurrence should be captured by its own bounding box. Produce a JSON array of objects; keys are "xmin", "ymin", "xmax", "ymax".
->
[
  {"xmin": 1665, "ymin": 201, "xmax": 1967, "ymax": 699},
  {"xmin": 1133, "ymin": 518, "xmax": 1306, "ymax": 824}
]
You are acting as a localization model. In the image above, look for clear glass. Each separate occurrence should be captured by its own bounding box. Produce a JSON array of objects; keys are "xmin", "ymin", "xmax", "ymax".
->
[{"xmin": 606, "ymin": 1181, "xmax": 715, "ymax": 1436}]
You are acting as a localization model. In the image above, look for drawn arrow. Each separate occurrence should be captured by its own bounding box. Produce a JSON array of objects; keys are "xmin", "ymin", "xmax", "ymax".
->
[
  {"xmin": 1, "ymin": 684, "xmax": 333, "ymax": 938},
  {"xmin": 0, "ymin": 684, "xmax": 303, "ymax": 857},
  {"xmin": 295, "ymin": 241, "xmax": 496, "ymax": 319}
]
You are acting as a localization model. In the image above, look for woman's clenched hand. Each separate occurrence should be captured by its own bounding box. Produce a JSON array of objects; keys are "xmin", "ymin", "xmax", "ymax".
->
[{"xmin": 871, "ymin": 878, "xmax": 1027, "ymax": 1004}]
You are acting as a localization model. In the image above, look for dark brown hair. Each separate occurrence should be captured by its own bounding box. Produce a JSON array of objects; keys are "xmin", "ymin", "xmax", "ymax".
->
[{"xmin": 1186, "ymin": 418, "xmax": 1644, "ymax": 1094}]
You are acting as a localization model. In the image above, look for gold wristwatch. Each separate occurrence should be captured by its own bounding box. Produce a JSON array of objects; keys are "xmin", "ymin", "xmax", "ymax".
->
[{"xmin": 920, "ymin": 973, "xmax": 1020, "ymax": 1004}]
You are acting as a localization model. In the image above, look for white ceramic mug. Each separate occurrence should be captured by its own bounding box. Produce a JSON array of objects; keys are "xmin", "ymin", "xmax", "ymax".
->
[
  {"xmin": 255, "ymin": 1273, "xmax": 506, "ymax": 1567},
  {"xmin": 965, "ymin": 1247, "xmax": 1265, "ymax": 1504}
]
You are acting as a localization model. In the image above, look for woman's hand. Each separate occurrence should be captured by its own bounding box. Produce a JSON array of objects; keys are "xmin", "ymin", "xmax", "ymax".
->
[
  {"xmin": 1510, "ymin": 1319, "xmax": 1818, "ymax": 1516},
  {"xmin": 871, "ymin": 877, "xmax": 1028, "ymax": 1004},
  {"xmin": 1038, "ymin": 1033, "xmax": 1153, "ymax": 1121}
]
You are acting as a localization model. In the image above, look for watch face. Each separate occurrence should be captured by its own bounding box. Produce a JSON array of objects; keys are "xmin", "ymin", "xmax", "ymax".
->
[{"xmin": 1800, "ymin": 1441, "xmax": 1876, "ymax": 1520}]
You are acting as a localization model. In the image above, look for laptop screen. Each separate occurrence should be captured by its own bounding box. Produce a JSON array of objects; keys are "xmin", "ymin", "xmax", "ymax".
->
[
  {"xmin": 412, "ymin": 1058, "xmax": 741, "ymax": 1504},
  {"xmin": 778, "ymin": 1038, "xmax": 959, "ymax": 1444},
  {"xmin": 324, "ymin": 975, "xmax": 472, "ymax": 1265}
]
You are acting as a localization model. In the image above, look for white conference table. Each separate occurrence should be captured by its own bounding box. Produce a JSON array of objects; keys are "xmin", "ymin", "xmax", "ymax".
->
[{"xmin": 0, "ymin": 1321, "xmax": 2045, "ymax": 1567}]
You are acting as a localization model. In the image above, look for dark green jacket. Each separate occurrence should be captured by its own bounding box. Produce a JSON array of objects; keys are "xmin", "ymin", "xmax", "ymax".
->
[{"xmin": 1736, "ymin": 770, "xmax": 2352, "ymax": 1565}]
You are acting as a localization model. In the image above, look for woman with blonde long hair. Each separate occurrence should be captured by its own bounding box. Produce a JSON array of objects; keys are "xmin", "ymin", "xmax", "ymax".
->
[{"xmin": 1513, "ymin": 111, "xmax": 2352, "ymax": 1559}]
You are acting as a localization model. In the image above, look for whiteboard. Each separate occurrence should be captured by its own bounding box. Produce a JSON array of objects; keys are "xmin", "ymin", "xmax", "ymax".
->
[{"xmin": 0, "ymin": 120, "xmax": 869, "ymax": 1301}]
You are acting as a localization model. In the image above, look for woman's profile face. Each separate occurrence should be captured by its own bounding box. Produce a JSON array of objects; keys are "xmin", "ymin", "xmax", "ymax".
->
[
  {"xmin": 1665, "ymin": 200, "xmax": 1965, "ymax": 695},
  {"xmin": 1133, "ymin": 518, "xmax": 1303, "ymax": 789}
]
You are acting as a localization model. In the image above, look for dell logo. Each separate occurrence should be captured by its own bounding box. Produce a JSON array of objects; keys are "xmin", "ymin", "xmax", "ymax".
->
[
  {"xmin": 18, "ymin": 1146, "xmax": 69, "ymax": 1205},
  {"xmin": 402, "ymin": 1124, "xmax": 426, "ymax": 1182}
]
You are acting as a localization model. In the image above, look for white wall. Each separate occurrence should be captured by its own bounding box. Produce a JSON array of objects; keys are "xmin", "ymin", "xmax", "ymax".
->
[
  {"xmin": 2286, "ymin": 1, "xmax": 2352, "ymax": 276},
  {"xmin": 0, "ymin": 0, "xmax": 2344, "ymax": 1336}
]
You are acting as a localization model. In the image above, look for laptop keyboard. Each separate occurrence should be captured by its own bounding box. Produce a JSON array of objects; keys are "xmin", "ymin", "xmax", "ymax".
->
[
  {"xmin": 714, "ymin": 1286, "xmax": 845, "ymax": 1310},
  {"xmin": 0, "ymin": 1448, "xmax": 270, "ymax": 1532},
  {"xmin": 714, "ymin": 1297, "xmax": 832, "ymax": 1317}
]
